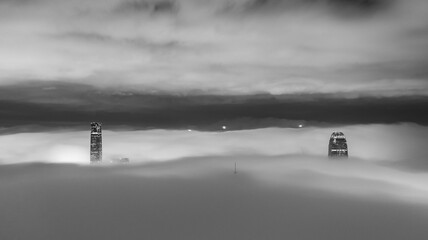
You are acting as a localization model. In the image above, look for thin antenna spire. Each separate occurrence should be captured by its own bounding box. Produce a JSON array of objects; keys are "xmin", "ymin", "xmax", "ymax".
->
[{"xmin": 234, "ymin": 162, "xmax": 237, "ymax": 174}]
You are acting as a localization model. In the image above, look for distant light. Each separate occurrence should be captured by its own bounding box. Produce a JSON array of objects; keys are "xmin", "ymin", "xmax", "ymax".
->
[
  {"xmin": 187, "ymin": 129, "xmax": 192, "ymax": 132},
  {"xmin": 298, "ymin": 124, "xmax": 303, "ymax": 128},
  {"xmin": 222, "ymin": 126, "xmax": 227, "ymax": 130}
]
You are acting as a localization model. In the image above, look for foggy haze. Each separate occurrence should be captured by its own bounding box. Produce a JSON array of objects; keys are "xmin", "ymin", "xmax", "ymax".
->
[
  {"xmin": 2, "ymin": 150, "xmax": 428, "ymax": 239},
  {"xmin": 1, "ymin": 123, "xmax": 427, "ymax": 165},
  {"xmin": 1, "ymin": 0, "xmax": 428, "ymax": 239}
]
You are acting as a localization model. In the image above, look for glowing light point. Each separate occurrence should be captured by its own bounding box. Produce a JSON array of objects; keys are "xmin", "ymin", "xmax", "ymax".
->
[
  {"xmin": 188, "ymin": 129, "xmax": 192, "ymax": 132},
  {"xmin": 222, "ymin": 125, "xmax": 227, "ymax": 130},
  {"xmin": 298, "ymin": 124, "xmax": 303, "ymax": 128}
]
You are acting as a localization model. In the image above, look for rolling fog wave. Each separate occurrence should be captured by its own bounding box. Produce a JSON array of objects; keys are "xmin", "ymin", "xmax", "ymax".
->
[
  {"xmin": 1, "ymin": 123, "xmax": 428, "ymax": 239},
  {"xmin": 0, "ymin": 123, "xmax": 426, "ymax": 165}
]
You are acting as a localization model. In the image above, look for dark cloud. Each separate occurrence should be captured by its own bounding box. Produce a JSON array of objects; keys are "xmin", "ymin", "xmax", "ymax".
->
[
  {"xmin": 230, "ymin": 0, "xmax": 392, "ymax": 16},
  {"xmin": 0, "ymin": 81, "xmax": 427, "ymax": 130},
  {"xmin": 115, "ymin": 0, "xmax": 178, "ymax": 14},
  {"xmin": 321, "ymin": 0, "xmax": 391, "ymax": 11}
]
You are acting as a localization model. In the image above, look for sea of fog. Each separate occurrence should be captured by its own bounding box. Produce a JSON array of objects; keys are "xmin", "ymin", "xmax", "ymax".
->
[{"xmin": 1, "ymin": 123, "xmax": 428, "ymax": 240}]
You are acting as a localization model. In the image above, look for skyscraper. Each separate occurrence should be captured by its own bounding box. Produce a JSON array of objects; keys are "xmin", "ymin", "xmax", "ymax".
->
[
  {"xmin": 328, "ymin": 131, "xmax": 348, "ymax": 157},
  {"xmin": 90, "ymin": 122, "xmax": 102, "ymax": 163}
]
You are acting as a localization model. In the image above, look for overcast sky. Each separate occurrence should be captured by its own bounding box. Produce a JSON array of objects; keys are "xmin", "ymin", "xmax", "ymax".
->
[
  {"xmin": 0, "ymin": 0, "xmax": 427, "ymax": 97},
  {"xmin": 1, "ymin": 2, "xmax": 428, "ymax": 238}
]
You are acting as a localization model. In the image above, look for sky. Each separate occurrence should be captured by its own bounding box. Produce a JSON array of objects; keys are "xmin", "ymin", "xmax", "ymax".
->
[
  {"xmin": 0, "ymin": 0, "xmax": 428, "ymax": 92},
  {"xmin": 0, "ymin": 0, "xmax": 427, "ymax": 129},
  {"xmin": 1, "ymin": 1, "xmax": 428, "ymax": 239},
  {"xmin": 1, "ymin": 0, "xmax": 428, "ymax": 96}
]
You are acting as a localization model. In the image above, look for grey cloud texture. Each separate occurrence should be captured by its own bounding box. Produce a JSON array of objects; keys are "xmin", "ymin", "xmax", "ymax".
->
[
  {"xmin": 2, "ymin": 155, "xmax": 428, "ymax": 240},
  {"xmin": 0, "ymin": 124, "xmax": 427, "ymax": 165},
  {"xmin": 2, "ymin": 124, "xmax": 428, "ymax": 239},
  {"xmin": 115, "ymin": 0, "xmax": 178, "ymax": 14},
  {"xmin": 0, "ymin": 0, "xmax": 427, "ymax": 96}
]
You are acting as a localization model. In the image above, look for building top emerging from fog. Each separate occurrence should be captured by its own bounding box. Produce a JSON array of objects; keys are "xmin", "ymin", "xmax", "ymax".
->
[
  {"xmin": 91, "ymin": 122, "xmax": 102, "ymax": 134},
  {"xmin": 90, "ymin": 122, "xmax": 102, "ymax": 163},
  {"xmin": 328, "ymin": 131, "xmax": 348, "ymax": 158}
]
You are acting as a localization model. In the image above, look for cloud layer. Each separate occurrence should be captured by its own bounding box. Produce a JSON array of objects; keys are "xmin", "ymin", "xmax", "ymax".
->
[
  {"xmin": 0, "ymin": 81, "xmax": 427, "ymax": 129},
  {"xmin": 2, "ymin": 154, "xmax": 428, "ymax": 240},
  {"xmin": 2, "ymin": 124, "xmax": 428, "ymax": 239},
  {"xmin": 1, "ymin": 123, "xmax": 427, "ymax": 166},
  {"xmin": 1, "ymin": 3, "xmax": 427, "ymax": 237},
  {"xmin": 0, "ymin": 0, "xmax": 427, "ymax": 95}
]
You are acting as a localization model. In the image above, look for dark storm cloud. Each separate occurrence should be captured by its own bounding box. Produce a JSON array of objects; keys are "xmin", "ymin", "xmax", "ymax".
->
[
  {"xmin": 0, "ymin": 81, "xmax": 427, "ymax": 130},
  {"xmin": 242, "ymin": 0, "xmax": 391, "ymax": 15}
]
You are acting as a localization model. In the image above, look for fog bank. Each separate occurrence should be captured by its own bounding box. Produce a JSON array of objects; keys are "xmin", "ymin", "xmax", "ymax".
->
[{"xmin": 1, "ymin": 157, "xmax": 428, "ymax": 240}]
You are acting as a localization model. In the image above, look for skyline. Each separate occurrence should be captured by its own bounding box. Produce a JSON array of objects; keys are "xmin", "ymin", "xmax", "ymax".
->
[
  {"xmin": 1, "ymin": 1, "xmax": 428, "ymax": 239},
  {"xmin": 1, "ymin": 123, "xmax": 426, "ymax": 166}
]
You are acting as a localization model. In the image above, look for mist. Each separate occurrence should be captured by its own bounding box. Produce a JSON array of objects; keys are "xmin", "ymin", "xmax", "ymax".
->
[
  {"xmin": 0, "ymin": 123, "xmax": 426, "ymax": 164},
  {"xmin": 2, "ymin": 156, "xmax": 428, "ymax": 240},
  {"xmin": 1, "ymin": 0, "xmax": 428, "ymax": 239},
  {"xmin": 2, "ymin": 123, "xmax": 428, "ymax": 239}
]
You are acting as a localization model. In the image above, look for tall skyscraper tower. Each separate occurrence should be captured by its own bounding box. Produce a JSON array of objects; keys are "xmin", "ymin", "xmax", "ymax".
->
[
  {"xmin": 328, "ymin": 131, "xmax": 348, "ymax": 158},
  {"xmin": 90, "ymin": 122, "xmax": 102, "ymax": 163}
]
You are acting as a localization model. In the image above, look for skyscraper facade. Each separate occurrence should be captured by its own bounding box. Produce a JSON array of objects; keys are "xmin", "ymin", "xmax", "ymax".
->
[
  {"xmin": 90, "ymin": 122, "xmax": 102, "ymax": 163},
  {"xmin": 328, "ymin": 131, "xmax": 348, "ymax": 157}
]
